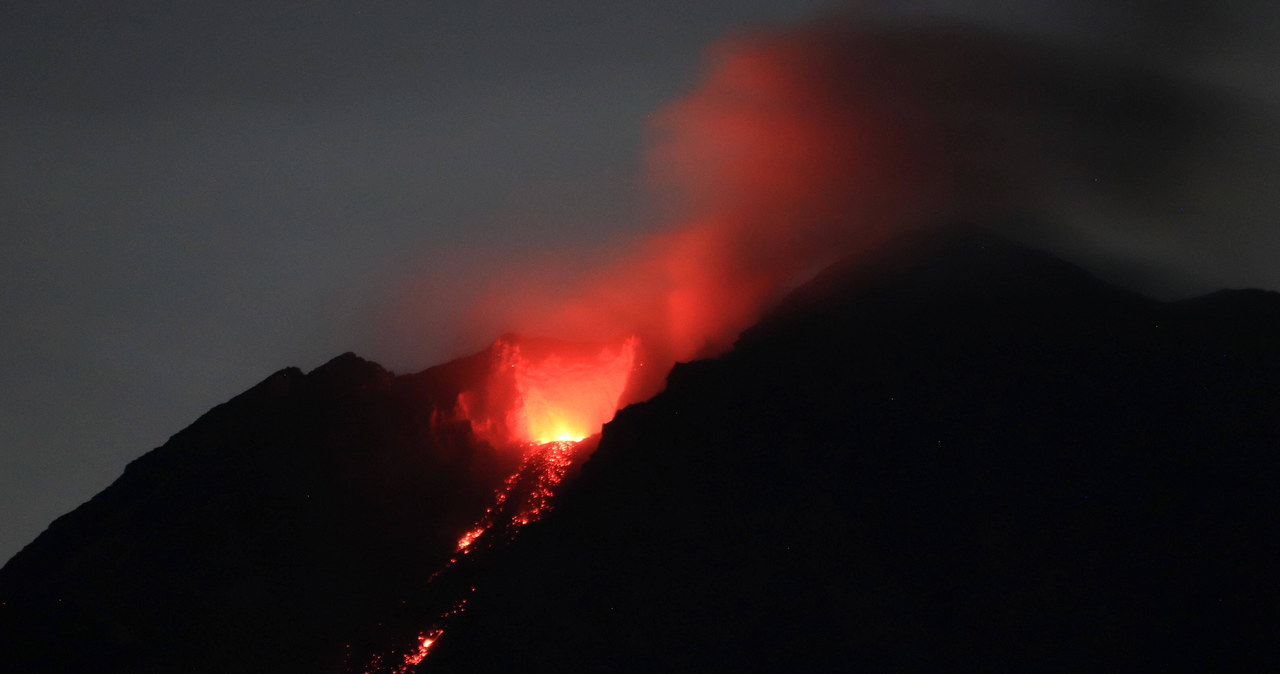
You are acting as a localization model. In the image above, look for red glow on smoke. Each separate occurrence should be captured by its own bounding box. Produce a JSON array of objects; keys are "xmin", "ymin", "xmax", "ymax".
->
[
  {"xmin": 505, "ymin": 338, "xmax": 637, "ymax": 444},
  {"xmin": 464, "ymin": 26, "xmax": 941, "ymax": 390},
  {"xmin": 457, "ymin": 335, "xmax": 639, "ymax": 448},
  {"xmin": 366, "ymin": 16, "xmax": 1161, "ymax": 670},
  {"xmin": 377, "ymin": 24, "xmax": 967, "ymax": 672},
  {"xmin": 372, "ymin": 338, "xmax": 635, "ymax": 671}
]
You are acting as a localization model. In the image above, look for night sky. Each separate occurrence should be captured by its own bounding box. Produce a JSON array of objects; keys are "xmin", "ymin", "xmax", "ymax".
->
[{"xmin": 3, "ymin": 1, "xmax": 1277, "ymax": 563}]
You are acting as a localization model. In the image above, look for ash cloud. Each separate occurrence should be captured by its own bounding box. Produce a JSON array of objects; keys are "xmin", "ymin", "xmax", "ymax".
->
[
  {"xmin": 462, "ymin": 5, "xmax": 1277, "ymax": 394},
  {"xmin": 844, "ymin": 0, "xmax": 1280, "ymax": 293}
]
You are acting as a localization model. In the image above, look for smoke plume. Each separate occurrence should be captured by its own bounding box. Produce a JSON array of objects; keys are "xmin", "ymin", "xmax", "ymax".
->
[{"xmin": 461, "ymin": 15, "xmax": 1225, "ymax": 399}]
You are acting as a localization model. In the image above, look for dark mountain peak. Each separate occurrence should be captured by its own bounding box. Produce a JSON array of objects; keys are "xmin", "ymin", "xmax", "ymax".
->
[
  {"xmin": 235, "ymin": 365, "xmax": 305, "ymax": 396},
  {"xmin": 4, "ymin": 232, "xmax": 1279, "ymax": 673},
  {"xmin": 306, "ymin": 351, "xmax": 392, "ymax": 389},
  {"xmin": 427, "ymin": 230, "xmax": 1280, "ymax": 672},
  {"xmin": 0, "ymin": 345, "xmax": 508, "ymax": 674},
  {"xmin": 742, "ymin": 225, "xmax": 1152, "ymax": 356},
  {"xmin": 906, "ymin": 228, "xmax": 1128, "ymax": 293},
  {"xmin": 779, "ymin": 226, "xmax": 1143, "ymax": 316},
  {"xmin": 1179, "ymin": 286, "xmax": 1280, "ymax": 312},
  {"xmin": 1171, "ymin": 287, "xmax": 1280, "ymax": 365},
  {"xmin": 266, "ymin": 364, "xmax": 305, "ymax": 380},
  {"xmin": 312, "ymin": 350, "xmax": 386, "ymax": 374}
]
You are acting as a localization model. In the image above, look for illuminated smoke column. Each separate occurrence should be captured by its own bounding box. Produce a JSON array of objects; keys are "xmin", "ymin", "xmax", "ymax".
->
[
  {"xmin": 457, "ymin": 334, "xmax": 639, "ymax": 447},
  {"xmin": 374, "ymin": 17, "xmax": 1210, "ymax": 670},
  {"xmin": 465, "ymin": 20, "xmax": 1207, "ymax": 399},
  {"xmin": 450, "ymin": 335, "xmax": 639, "ymax": 556},
  {"xmin": 364, "ymin": 338, "xmax": 635, "ymax": 672},
  {"xmin": 466, "ymin": 24, "xmax": 944, "ymax": 391}
]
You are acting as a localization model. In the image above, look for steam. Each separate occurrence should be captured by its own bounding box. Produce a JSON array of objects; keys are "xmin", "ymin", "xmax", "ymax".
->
[{"xmin": 461, "ymin": 13, "xmax": 1237, "ymax": 397}]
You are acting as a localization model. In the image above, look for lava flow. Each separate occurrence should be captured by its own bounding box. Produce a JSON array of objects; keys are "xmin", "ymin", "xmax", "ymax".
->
[
  {"xmin": 455, "ymin": 440, "xmax": 585, "ymax": 555},
  {"xmin": 452, "ymin": 334, "xmax": 639, "ymax": 555},
  {"xmin": 364, "ymin": 335, "xmax": 639, "ymax": 673},
  {"xmin": 367, "ymin": 440, "xmax": 588, "ymax": 673},
  {"xmin": 363, "ymin": 597, "xmax": 470, "ymax": 674}
]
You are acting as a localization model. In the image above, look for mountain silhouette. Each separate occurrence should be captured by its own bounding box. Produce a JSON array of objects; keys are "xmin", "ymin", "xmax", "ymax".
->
[
  {"xmin": 3, "ymin": 230, "xmax": 1278, "ymax": 672},
  {"xmin": 0, "ymin": 348, "xmax": 514, "ymax": 673}
]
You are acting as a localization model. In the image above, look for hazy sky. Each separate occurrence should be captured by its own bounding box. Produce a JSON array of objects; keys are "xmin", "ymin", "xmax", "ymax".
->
[{"xmin": 3, "ymin": 1, "xmax": 1277, "ymax": 563}]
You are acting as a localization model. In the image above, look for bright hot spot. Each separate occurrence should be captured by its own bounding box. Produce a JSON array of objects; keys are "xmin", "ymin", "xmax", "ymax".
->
[{"xmin": 458, "ymin": 334, "xmax": 639, "ymax": 448}]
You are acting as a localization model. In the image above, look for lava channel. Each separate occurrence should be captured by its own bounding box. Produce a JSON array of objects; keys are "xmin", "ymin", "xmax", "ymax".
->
[{"xmin": 364, "ymin": 335, "xmax": 639, "ymax": 672}]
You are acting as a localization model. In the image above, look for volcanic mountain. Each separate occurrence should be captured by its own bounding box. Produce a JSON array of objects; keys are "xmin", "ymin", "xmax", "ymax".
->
[{"xmin": 3, "ymin": 231, "xmax": 1279, "ymax": 672}]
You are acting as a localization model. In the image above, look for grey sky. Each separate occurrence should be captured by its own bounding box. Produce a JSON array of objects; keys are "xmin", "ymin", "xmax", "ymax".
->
[
  {"xmin": 1, "ymin": 0, "xmax": 847, "ymax": 564},
  {"xmin": 3, "ymin": 1, "xmax": 1277, "ymax": 563}
]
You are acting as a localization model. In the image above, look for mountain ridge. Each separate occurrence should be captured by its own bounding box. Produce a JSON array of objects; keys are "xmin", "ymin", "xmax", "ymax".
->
[
  {"xmin": 4, "ymin": 231, "xmax": 1279, "ymax": 672},
  {"xmin": 425, "ymin": 230, "xmax": 1280, "ymax": 671}
]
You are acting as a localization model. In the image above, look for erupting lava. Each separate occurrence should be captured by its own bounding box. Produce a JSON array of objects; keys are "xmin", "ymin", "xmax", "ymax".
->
[
  {"xmin": 372, "ymin": 20, "xmax": 963, "ymax": 671},
  {"xmin": 452, "ymin": 334, "xmax": 640, "ymax": 553},
  {"xmin": 458, "ymin": 334, "xmax": 640, "ymax": 447},
  {"xmin": 366, "ymin": 335, "xmax": 640, "ymax": 672},
  {"xmin": 501, "ymin": 336, "xmax": 638, "ymax": 444}
]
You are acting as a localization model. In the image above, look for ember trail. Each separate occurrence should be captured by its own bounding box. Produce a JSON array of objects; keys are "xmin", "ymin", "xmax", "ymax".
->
[
  {"xmin": 455, "ymin": 439, "xmax": 586, "ymax": 556},
  {"xmin": 452, "ymin": 334, "xmax": 639, "ymax": 555},
  {"xmin": 364, "ymin": 334, "xmax": 640, "ymax": 672}
]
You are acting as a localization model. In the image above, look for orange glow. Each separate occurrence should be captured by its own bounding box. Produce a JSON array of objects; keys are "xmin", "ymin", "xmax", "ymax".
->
[
  {"xmin": 458, "ymin": 335, "xmax": 639, "ymax": 448},
  {"xmin": 458, "ymin": 26, "xmax": 941, "ymax": 401},
  {"xmin": 505, "ymin": 337, "xmax": 637, "ymax": 444},
  {"xmin": 366, "ymin": 597, "xmax": 471, "ymax": 674},
  {"xmin": 452, "ymin": 439, "xmax": 586, "ymax": 555},
  {"xmin": 399, "ymin": 629, "xmax": 443, "ymax": 670},
  {"xmin": 373, "ymin": 440, "xmax": 589, "ymax": 672},
  {"xmin": 455, "ymin": 526, "xmax": 485, "ymax": 552}
]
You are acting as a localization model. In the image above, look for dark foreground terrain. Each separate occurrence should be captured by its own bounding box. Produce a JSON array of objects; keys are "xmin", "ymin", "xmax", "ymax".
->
[{"xmin": 4, "ymin": 231, "xmax": 1278, "ymax": 672}]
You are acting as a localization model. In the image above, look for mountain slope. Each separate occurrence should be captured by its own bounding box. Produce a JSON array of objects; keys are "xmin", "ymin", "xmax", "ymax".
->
[
  {"xmin": 0, "ymin": 351, "xmax": 511, "ymax": 673},
  {"xmin": 3, "ymin": 231, "xmax": 1279, "ymax": 672},
  {"xmin": 426, "ymin": 231, "xmax": 1280, "ymax": 671}
]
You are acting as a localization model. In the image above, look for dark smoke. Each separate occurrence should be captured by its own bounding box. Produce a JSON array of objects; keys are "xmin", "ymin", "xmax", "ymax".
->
[
  {"xmin": 459, "ymin": 8, "xmax": 1265, "ymax": 400},
  {"xmin": 841, "ymin": 0, "xmax": 1280, "ymax": 294}
]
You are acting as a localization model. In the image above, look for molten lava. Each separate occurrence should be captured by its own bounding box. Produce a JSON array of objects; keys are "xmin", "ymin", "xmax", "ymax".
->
[
  {"xmin": 364, "ymin": 336, "xmax": 641, "ymax": 672},
  {"xmin": 504, "ymin": 336, "xmax": 637, "ymax": 444},
  {"xmin": 364, "ymin": 596, "xmax": 470, "ymax": 674},
  {"xmin": 458, "ymin": 334, "xmax": 639, "ymax": 448},
  {"xmin": 453, "ymin": 439, "xmax": 587, "ymax": 555},
  {"xmin": 454, "ymin": 335, "xmax": 641, "ymax": 551},
  {"xmin": 399, "ymin": 629, "xmax": 442, "ymax": 671}
]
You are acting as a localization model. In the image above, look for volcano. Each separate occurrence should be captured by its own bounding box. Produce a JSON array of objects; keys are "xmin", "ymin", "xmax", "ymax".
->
[{"xmin": 3, "ymin": 230, "xmax": 1279, "ymax": 672}]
